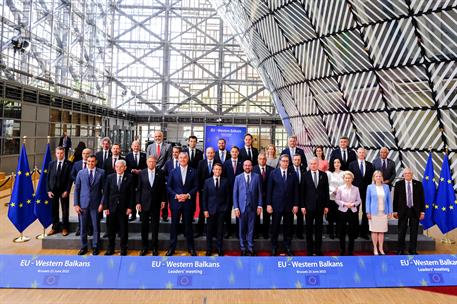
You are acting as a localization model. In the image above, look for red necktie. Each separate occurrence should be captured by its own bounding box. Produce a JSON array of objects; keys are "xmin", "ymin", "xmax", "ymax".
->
[{"xmin": 157, "ymin": 144, "xmax": 161, "ymax": 156}]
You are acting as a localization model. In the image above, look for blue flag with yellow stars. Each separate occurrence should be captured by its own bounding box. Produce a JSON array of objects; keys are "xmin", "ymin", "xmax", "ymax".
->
[
  {"xmin": 8, "ymin": 144, "xmax": 37, "ymax": 233},
  {"xmin": 433, "ymin": 154, "xmax": 457, "ymax": 234},
  {"xmin": 421, "ymin": 153, "xmax": 436, "ymax": 229},
  {"xmin": 34, "ymin": 143, "xmax": 53, "ymax": 228}
]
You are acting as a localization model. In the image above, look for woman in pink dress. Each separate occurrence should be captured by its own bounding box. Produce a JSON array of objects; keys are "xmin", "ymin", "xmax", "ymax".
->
[{"xmin": 314, "ymin": 145, "xmax": 329, "ymax": 172}]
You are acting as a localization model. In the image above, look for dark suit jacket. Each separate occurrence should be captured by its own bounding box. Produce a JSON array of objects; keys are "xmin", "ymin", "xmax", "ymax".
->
[
  {"xmin": 95, "ymin": 150, "xmax": 112, "ymax": 169},
  {"xmin": 348, "ymin": 160, "xmax": 374, "ymax": 200},
  {"xmin": 239, "ymin": 146, "xmax": 259, "ymax": 166},
  {"xmin": 292, "ymin": 165, "xmax": 306, "ymax": 206},
  {"xmin": 302, "ymin": 170, "xmax": 330, "ymax": 211},
  {"xmin": 202, "ymin": 177, "xmax": 231, "ymax": 215},
  {"xmin": 136, "ymin": 168, "xmax": 167, "ymax": 212},
  {"xmin": 223, "ymin": 158, "xmax": 243, "ymax": 186},
  {"xmin": 166, "ymin": 166, "xmax": 198, "ymax": 210},
  {"xmin": 71, "ymin": 160, "xmax": 85, "ymax": 182},
  {"xmin": 280, "ymin": 147, "xmax": 307, "ymax": 168},
  {"xmin": 46, "ymin": 159, "xmax": 72, "ymax": 193},
  {"xmin": 164, "ymin": 158, "xmax": 179, "ymax": 177},
  {"xmin": 267, "ymin": 168, "xmax": 299, "ymax": 212},
  {"xmin": 253, "ymin": 165, "xmax": 274, "ymax": 203},
  {"xmin": 58, "ymin": 136, "xmax": 72, "ymax": 148},
  {"xmin": 197, "ymin": 159, "xmax": 217, "ymax": 191},
  {"xmin": 184, "ymin": 148, "xmax": 204, "ymax": 169},
  {"xmin": 329, "ymin": 148, "xmax": 357, "ymax": 171},
  {"xmin": 373, "ymin": 158, "xmax": 396, "ymax": 186},
  {"xmin": 393, "ymin": 179, "xmax": 425, "ymax": 218},
  {"xmin": 74, "ymin": 168, "xmax": 105, "ymax": 209},
  {"xmin": 125, "ymin": 152, "xmax": 147, "ymax": 189},
  {"xmin": 102, "ymin": 156, "xmax": 125, "ymax": 176},
  {"xmin": 103, "ymin": 173, "xmax": 134, "ymax": 213},
  {"xmin": 214, "ymin": 149, "xmax": 231, "ymax": 164}
]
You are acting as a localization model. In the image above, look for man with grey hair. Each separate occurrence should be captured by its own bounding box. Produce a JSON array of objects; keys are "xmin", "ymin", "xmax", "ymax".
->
[
  {"xmin": 373, "ymin": 147, "xmax": 396, "ymax": 189},
  {"xmin": 146, "ymin": 131, "xmax": 172, "ymax": 170},
  {"xmin": 393, "ymin": 167, "xmax": 425, "ymax": 255},
  {"xmin": 103, "ymin": 159, "xmax": 134, "ymax": 256},
  {"xmin": 281, "ymin": 135, "xmax": 307, "ymax": 169},
  {"xmin": 96, "ymin": 137, "xmax": 112, "ymax": 168},
  {"xmin": 348, "ymin": 147, "xmax": 374, "ymax": 240}
]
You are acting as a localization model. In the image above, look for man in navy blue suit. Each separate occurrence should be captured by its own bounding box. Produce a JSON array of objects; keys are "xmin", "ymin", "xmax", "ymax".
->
[
  {"xmin": 253, "ymin": 152, "xmax": 274, "ymax": 239},
  {"xmin": 202, "ymin": 163, "xmax": 230, "ymax": 256},
  {"xmin": 329, "ymin": 136, "xmax": 356, "ymax": 171},
  {"xmin": 233, "ymin": 160, "xmax": 263, "ymax": 256},
  {"xmin": 71, "ymin": 148, "xmax": 92, "ymax": 236},
  {"xmin": 214, "ymin": 138, "xmax": 230, "ymax": 164},
  {"xmin": 292, "ymin": 153, "xmax": 306, "ymax": 239},
  {"xmin": 302, "ymin": 158, "xmax": 330, "ymax": 256},
  {"xmin": 281, "ymin": 135, "xmax": 307, "ymax": 169},
  {"xmin": 166, "ymin": 152, "xmax": 198, "ymax": 256},
  {"xmin": 239, "ymin": 133, "xmax": 259, "ymax": 166},
  {"xmin": 267, "ymin": 155, "xmax": 299, "ymax": 256},
  {"xmin": 74, "ymin": 155, "xmax": 105, "ymax": 255},
  {"xmin": 163, "ymin": 146, "xmax": 182, "ymax": 222},
  {"xmin": 125, "ymin": 140, "xmax": 147, "ymax": 221},
  {"xmin": 223, "ymin": 146, "xmax": 243, "ymax": 238}
]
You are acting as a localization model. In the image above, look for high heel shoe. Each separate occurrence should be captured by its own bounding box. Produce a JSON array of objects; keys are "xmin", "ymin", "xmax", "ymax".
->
[
  {"xmin": 373, "ymin": 251, "xmax": 379, "ymax": 256},
  {"xmin": 379, "ymin": 251, "xmax": 385, "ymax": 255}
]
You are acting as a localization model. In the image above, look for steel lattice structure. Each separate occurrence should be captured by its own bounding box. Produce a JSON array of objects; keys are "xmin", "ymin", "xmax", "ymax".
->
[{"xmin": 210, "ymin": 0, "xmax": 457, "ymax": 184}]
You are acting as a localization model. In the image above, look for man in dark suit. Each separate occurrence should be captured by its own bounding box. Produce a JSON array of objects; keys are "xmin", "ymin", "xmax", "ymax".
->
[
  {"xmin": 233, "ymin": 160, "xmax": 263, "ymax": 256},
  {"xmin": 214, "ymin": 138, "xmax": 230, "ymax": 164},
  {"xmin": 166, "ymin": 152, "xmax": 199, "ymax": 256},
  {"xmin": 146, "ymin": 131, "xmax": 172, "ymax": 170},
  {"xmin": 202, "ymin": 163, "xmax": 230, "ymax": 256},
  {"xmin": 95, "ymin": 137, "xmax": 112, "ymax": 169},
  {"xmin": 348, "ymin": 147, "xmax": 374, "ymax": 239},
  {"xmin": 195, "ymin": 147, "xmax": 217, "ymax": 238},
  {"xmin": 184, "ymin": 135, "xmax": 203, "ymax": 169},
  {"xmin": 125, "ymin": 140, "xmax": 147, "ymax": 221},
  {"xmin": 267, "ymin": 155, "xmax": 299, "ymax": 256},
  {"xmin": 373, "ymin": 147, "xmax": 396, "ymax": 189},
  {"xmin": 136, "ymin": 156, "xmax": 167, "ymax": 256},
  {"xmin": 292, "ymin": 153, "xmax": 306, "ymax": 239},
  {"xmin": 223, "ymin": 146, "xmax": 243, "ymax": 238},
  {"xmin": 46, "ymin": 146, "xmax": 72, "ymax": 236},
  {"xmin": 58, "ymin": 131, "xmax": 72, "ymax": 159},
  {"xmin": 302, "ymin": 157, "xmax": 330, "ymax": 256},
  {"xmin": 71, "ymin": 148, "xmax": 93, "ymax": 236},
  {"xmin": 239, "ymin": 133, "xmax": 259, "ymax": 166},
  {"xmin": 281, "ymin": 135, "xmax": 307, "ymax": 169},
  {"xmin": 253, "ymin": 152, "xmax": 274, "ymax": 239},
  {"xmin": 329, "ymin": 136, "xmax": 357, "ymax": 171},
  {"xmin": 74, "ymin": 155, "xmax": 105, "ymax": 255},
  {"xmin": 103, "ymin": 160, "xmax": 134, "ymax": 256},
  {"xmin": 162, "ymin": 145, "xmax": 182, "ymax": 222},
  {"xmin": 393, "ymin": 168, "xmax": 425, "ymax": 255}
]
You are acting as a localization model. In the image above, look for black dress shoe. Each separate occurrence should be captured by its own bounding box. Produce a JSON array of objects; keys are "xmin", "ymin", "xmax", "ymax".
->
[
  {"xmin": 224, "ymin": 233, "xmax": 231, "ymax": 239},
  {"xmin": 139, "ymin": 249, "xmax": 148, "ymax": 256},
  {"xmin": 92, "ymin": 248, "xmax": 99, "ymax": 256},
  {"xmin": 165, "ymin": 249, "xmax": 174, "ymax": 256},
  {"xmin": 105, "ymin": 249, "xmax": 114, "ymax": 256},
  {"xmin": 409, "ymin": 250, "xmax": 418, "ymax": 255},
  {"xmin": 248, "ymin": 250, "xmax": 256, "ymax": 256},
  {"xmin": 78, "ymin": 248, "xmax": 88, "ymax": 255},
  {"xmin": 262, "ymin": 234, "xmax": 270, "ymax": 240},
  {"xmin": 162, "ymin": 218, "xmax": 169, "ymax": 222},
  {"xmin": 271, "ymin": 249, "xmax": 277, "ymax": 256},
  {"xmin": 102, "ymin": 232, "xmax": 108, "ymax": 238},
  {"xmin": 217, "ymin": 249, "xmax": 224, "ymax": 256},
  {"xmin": 152, "ymin": 249, "xmax": 159, "ymax": 256},
  {"xmin": 241, "ymin": 250, "xmax": 247, "ymax": 256},
  {"xmin": 307, "ymin": 252, "xmax": 313, "ymax": 256},
  {"xmin": 194, "ymin": 233, "xmax": 203, "ymax": 238},
  {"xmin": 348, "ymin": 251, "xmax": 354, "ymax": 256},
  {"xmin": 339, "ymin": 250, "xmax": 345, "ymax": 256},
  {"xmin": 190, "ymin": 250, "xmax": 197, "ymax": 256},
  {"xmin": 120, "ymin": 249, "xmax": 128, "ymax": 256},
  {"xmin": 296, "ymin": 234, "xmax": 304, "ymax": 240},
  {"xmin": 88, "ymin": 230, "xmax": 93, "ymax": 237},
  {"xmin": 286, "ymin": 249, "xmax": 294, "ymax": 256},
  {"xmin": 205, "ymin": 251, "xmax": 211, "ymax": 256},
  {"xmin": 396, "ymin": 250, "xmax": 405, "ymax": 255},
  {"xmin": 315, "ymin": 251, "xmax": 323, "ymax": 256},
  {"xmin": 329, "ymin": 234, "xmax": 335, "ymax": 240},
  {"xmin": 75, "ymin": 228, "xmax": 81, "ymax": 236}
]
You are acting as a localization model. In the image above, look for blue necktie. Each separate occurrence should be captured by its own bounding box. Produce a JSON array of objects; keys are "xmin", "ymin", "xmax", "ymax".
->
[
  {"xmin": 359, "ymin": 161, "xmax": 364, "ymax": 176},
  {"xmin": 89, "ymin": 170, "xmax": 94, "ymax": 185}
]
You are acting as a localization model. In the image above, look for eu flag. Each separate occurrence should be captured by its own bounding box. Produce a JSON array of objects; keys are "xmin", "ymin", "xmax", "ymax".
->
[
  {"xmin": 421, "ymin": 153, "xmax": 436, "ymax": 229},
  {"xmin": 433, "ymin": 154, "xmax": 457, "ymax": 234},
  {"xmin": 8, "ymin": 144, "xmax": 37, "ymax": 233},
  {"xmin": 34, "ymin": 143, "xmax": 53, "ymax": 228}
]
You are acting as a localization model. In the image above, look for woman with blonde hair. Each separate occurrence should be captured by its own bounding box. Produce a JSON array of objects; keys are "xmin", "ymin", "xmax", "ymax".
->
[
  {"xmin": 366, "ymin": 170, "xmax": 392, "ymax": 255},
  {"xmin": 266, "ymin": 143, "xmax": 279, "ymax": 168}
]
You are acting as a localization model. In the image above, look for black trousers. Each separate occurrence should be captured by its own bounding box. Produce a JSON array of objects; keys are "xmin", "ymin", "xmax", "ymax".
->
[
  {"xmin": 271, "ymin": 210, "xmax": 294, "ymax": 250},
  {"xmin": 162, "ymin": 200, "xmax": 169, "ymax": 220},
  {"xmin": 397, "ymin": 208, "xmax": 420, "ymax": 252},
  {"xmin": 169, "ymin": 205, "xmax": 194, "ymax": 251},
  {"xmin": 196, "ymin": 195, "xmax": 206, "ymax": 235},
  {"xmin": 206, "ymin": 212, "xmax": 225, "ymax": 251},
  {"xmin": 327, "ymin": 200, "xmax": 338, "ymax": 235},
  {"xmin": 50, "ymin": 191, "xmax": 69, "ymax": 231},
  {"xmin": 358, "ymin": 197, "xmax": 369, "ymax": 237},
  {"xmin": 140, "ymin": 207, "xmax": 161, "ymax": 251},
  {"xmin": 305, "ymin": 210, "xmax": 324, "ymax": 254},
  {"xmin": 295, "ymin": 211, "xmax": 304, "ymax": 236},
  {"xmin": 107, "ymin": 209, "xmax": 128, "ymax": 251},
  {"xmin": 337, "ymin": 210, "xmax": 359, "ymax": 253}
]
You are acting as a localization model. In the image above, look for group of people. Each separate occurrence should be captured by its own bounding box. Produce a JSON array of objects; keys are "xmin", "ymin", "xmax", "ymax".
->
[{"xmin": 46, "ymin": 131, "xmax": 425, "ymax": 257}]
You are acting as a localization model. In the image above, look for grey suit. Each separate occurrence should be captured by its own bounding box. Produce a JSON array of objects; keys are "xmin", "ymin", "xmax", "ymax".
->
[
  {"xmin": 372, "ymin": 157, "xmax": 396, "ymax": 187},
  {"xmin": 146, "ymin": 142, "xmax": 172, "ymax": 170}
]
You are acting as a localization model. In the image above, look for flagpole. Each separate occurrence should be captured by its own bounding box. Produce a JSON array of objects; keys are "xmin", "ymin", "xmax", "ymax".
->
[
  {"xmin": 13, "ymin": 136, "xmax": 31, "ymax": 243},
  {"xmin": 35, "ymin": 136, "xmax": 51, "ymax": 240}
]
